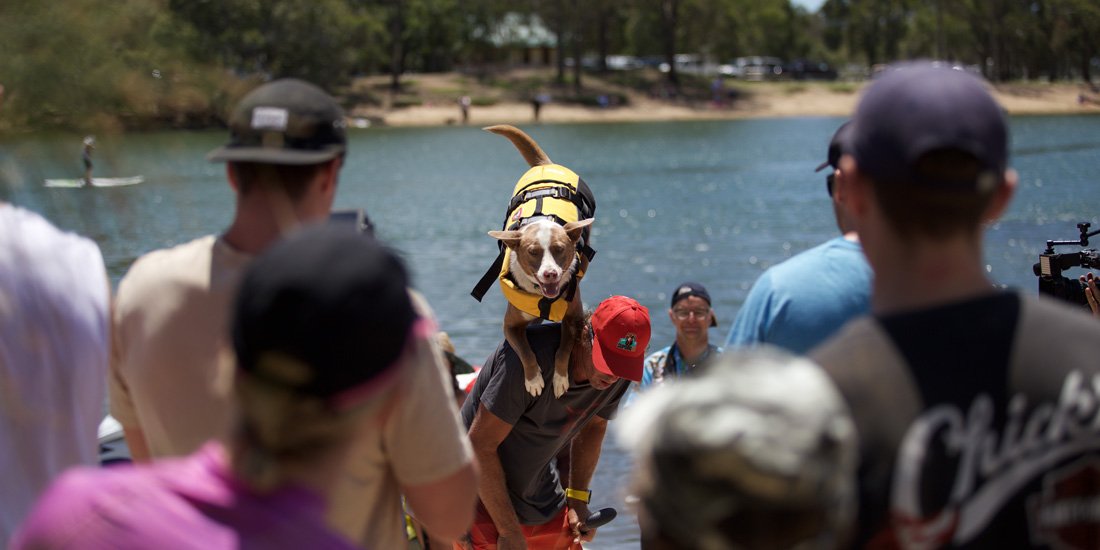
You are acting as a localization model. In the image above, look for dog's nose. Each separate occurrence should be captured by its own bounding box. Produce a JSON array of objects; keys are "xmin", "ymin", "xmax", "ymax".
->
[{"xmin": 541, "ymin": 269, "xmax": 560, "ymax": 281}]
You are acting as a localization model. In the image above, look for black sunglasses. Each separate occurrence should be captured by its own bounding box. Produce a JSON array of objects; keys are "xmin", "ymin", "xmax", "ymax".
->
[{"xmin": 826, "ymin": 173, "xmax": 835, "ymax": 197}]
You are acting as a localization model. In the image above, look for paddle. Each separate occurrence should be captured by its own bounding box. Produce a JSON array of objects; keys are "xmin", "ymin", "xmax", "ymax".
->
[{"xmin": 579, "ymin": 507, "xmax": 617, "ymax": 534}]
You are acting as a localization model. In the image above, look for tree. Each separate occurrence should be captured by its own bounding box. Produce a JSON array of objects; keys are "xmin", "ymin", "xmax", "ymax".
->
[
  {"xmin": 0, "ymin": 0, "xmax": 224, "ymax": 132},
  {"xmin": 168, "ymin": 0, "xmax": 381, "ymax": 90}
]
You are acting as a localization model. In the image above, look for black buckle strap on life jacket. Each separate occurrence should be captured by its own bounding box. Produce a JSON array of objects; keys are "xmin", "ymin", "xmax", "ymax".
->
[
  {"xmin": 471, "ymin": 249, "xmax": 505, "ymax": 302},
  {"xmin": 579, "ymin": 243, "xmax": 595, "ymax": 262},
  {"xmin": 507, "ymin": 184, "xmax": 578, "ymax": 215},
  {"xmin": 518, "ymin": 214, "xmax": 570, "ymax": 229}
]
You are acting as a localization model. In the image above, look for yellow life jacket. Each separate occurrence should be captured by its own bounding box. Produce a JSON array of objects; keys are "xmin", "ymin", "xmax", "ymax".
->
[
  {"xmin": 499, "ymin": 247, "xmax": 587, "ymax": 321},
  {"xmin": 471, "ymin": 163, "xmax": 597, "ymax": 320}
]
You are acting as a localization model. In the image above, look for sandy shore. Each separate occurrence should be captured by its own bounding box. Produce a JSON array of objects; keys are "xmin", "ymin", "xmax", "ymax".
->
[{"xmin": 350, "ymin": 80, "xmax": 1099, "ymax": 128}]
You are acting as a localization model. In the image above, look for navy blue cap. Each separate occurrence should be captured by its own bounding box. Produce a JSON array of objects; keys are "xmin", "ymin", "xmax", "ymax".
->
[
  {"xmin": 846, "ymin": 63, "xmax": 1008, "ymax": 191},
  {"xmin": 815, "ymin": 122, "xmax": 852, "ymax": 173},
  {"xmin": 670, "ymin": 282, "xmax": 717, "ymax": 327}
]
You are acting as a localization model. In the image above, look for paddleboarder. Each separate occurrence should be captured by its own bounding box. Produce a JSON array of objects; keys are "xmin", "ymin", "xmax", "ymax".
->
[{"xmin": 81, "ymin": 136, "xmax": 94, "ymax": 186}]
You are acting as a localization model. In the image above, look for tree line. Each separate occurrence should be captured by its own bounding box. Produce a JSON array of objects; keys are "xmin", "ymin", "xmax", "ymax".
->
[{"xmin": 1, "ymin": 0, "xmax": 1097, "ymax": 132}]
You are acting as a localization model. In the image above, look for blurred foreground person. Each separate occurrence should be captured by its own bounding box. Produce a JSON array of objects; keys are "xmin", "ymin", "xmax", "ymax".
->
[
  {"xmin": 0, "ymin": 204, "xmax": 109, "ymax": 542},
  {"xmin": 811, "ymin": 63, "xmax": 1100, "ymax": 547},
  {"xmin": 620, "ymin": 347, "xmax": 857, "ymax": 550},
  {"xmin": 14, "ymin": 226, "xmax": 441, "ymax": 549},
  {"xmin": 109, "ymin": 78, "xmax": 474, "ymax": 547},
  {"xmin": 726, "ymin": 122, "xmax": 871, "ymax": 353}
]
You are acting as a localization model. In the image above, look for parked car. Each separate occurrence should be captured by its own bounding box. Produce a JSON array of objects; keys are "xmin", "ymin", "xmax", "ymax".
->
[
  {"xmin": 784, "ymin": 59, "xmax": 838, "ymax": 81},
  {"xmin": 606, "ymin": 55, "xmax": 644, "ymax": 71},
  {"xmin": 658, "ymin": 54, "xmax": 725, "ymax": 77},
  {"xmin": 734, "ymin": 56, "xmax": 785, "ymax": 81}
]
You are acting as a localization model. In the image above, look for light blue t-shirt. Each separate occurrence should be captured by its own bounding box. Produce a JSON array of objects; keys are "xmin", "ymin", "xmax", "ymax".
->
[{"xmin": 726, "ymin": 236, "xmax": 872, "ymax": 354}]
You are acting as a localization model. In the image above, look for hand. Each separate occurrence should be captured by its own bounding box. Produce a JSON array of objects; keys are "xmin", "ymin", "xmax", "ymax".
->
[
  {"xmin": 496, "ymin": 531, "xmax": 528, "ymax": 550},
  {"xmin": 1080, "ymin": 273, "xmax": 1099, "ymax": 317},
  {"xmin": 567, "ymin": 503, "xmax": 596, "ymax": 544}
]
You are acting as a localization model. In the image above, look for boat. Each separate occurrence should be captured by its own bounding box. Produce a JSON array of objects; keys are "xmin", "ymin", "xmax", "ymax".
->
[{"xmin": 44, "ymin": 176, "xmax": 144, "ymax": 188}]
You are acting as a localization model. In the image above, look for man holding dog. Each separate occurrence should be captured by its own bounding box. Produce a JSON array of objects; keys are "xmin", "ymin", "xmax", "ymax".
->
[
  {"xmin": 460, "ymin": 296, "xmax": 650, "ymax": 550},
  {"xmin": 109, "ymin": 78, "xmax": 476, "ymax": 548},
  {"xmin": 810, "ymin": 63, "xmax": 1100, "ymax": 546}
]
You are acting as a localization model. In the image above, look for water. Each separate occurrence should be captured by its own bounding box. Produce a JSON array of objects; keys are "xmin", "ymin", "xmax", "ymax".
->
[{"xmin": 2, "ymin": 116, "xmax": 1099, "ymax": 547}]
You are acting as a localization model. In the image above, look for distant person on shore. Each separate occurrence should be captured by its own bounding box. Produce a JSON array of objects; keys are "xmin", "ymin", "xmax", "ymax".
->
[
  {"xmin": 460, "ymin": 297, "xmax": 649, "ymax": 549},
  {"xmin": 460, "ymin": 95, "xmax": 471, "ymax": 124},
  {"xmin": 14, "ymin": 226, "xmax": 424, "ymax": 549},
  {"xmin": 726, "ymin": 122, "xmax": 872, "ymax": 354},
  {"xmin": 635, "ymin": 282, "xmax": 720, "ymax": 395},
  {"xmin": 109, "ymin": 78, "xmax": 475, "ymax": 548},
  {"xmin": 810, "ymin": 63, "xmax": 1100, "ymax": 546},
  {"xmin": 531, "ymin": 92, "xmax": 549, "ymax": 122},
  {"xmin": 0, "ymin": 203, "xmax": 109, "ymax": 543},
  {"xmin": 81, "ymin": 136, "xmax": 94, "ymax": 185},
  {"xmin": 621, "ymin": 347, "xmax": 857, "ymax": 550}
]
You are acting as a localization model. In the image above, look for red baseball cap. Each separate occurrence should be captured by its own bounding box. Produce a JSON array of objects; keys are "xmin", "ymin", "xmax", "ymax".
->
[{"xmin": 590, "ymin": 296, "xmax": 651, "ymax": 383}]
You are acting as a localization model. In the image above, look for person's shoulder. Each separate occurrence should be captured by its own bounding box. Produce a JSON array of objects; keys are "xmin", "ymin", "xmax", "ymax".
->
[
  {"xmin": 27, "ymin": 463, "xmax": 128, "ymax": 519},
  {"xmin": 522, "ymin": 322, "xmax": 565, "ymax": 351},
  {"xmin": 777, "ymin": 237, "xmax": 855, "ymax": 269},
  {"xmin": 810, "ymin": 315, "xmax": 884, "ymax": 369},
  {"xmin": 645, "ymin": 346, "xmax": 671, "ymax": 365},
  {"xmin": 0, "ymin": 205, "xmax": 103, "ymax": 267},
  {"xmin": 1017, "ymin": 293, "xmax": 1100, "ymax": 352},
  {"xmin": 117, "ymin": 235, "xmax": 218, "ymax": 297}
]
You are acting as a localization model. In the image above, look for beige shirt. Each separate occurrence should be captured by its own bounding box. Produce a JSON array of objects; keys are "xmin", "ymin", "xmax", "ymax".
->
[
  {"xmin": 110, "ymin": 235, "xmax": 473, "ymax": 548},
  {"xmin": 111, "ymin": 235, "xmax": 247, "ymax": 457},
  {"xmin": 328, "ymin": 322, "xmax": 474, "ymax": 547}
]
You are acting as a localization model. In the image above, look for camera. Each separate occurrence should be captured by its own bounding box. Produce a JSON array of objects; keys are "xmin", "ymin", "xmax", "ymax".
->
[
  {"xmin": 1032, "ymin": 222, "xmax": 1100, "ymax": 308},
  {"xmin": 329, "ymin": 208, "xmax": 374, "ymax": 235}
]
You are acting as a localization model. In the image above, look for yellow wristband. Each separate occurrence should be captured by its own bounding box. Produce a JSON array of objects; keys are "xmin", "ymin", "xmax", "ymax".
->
[{"xmin": 565, "ymin": 488, "xmax": 591, "ymax": 503}]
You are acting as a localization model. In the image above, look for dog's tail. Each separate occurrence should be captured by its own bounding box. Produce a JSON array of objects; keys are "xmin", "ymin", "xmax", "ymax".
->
[{"xmin": 484, "ymin": 125, "xmax": 552, "ymax": 167}]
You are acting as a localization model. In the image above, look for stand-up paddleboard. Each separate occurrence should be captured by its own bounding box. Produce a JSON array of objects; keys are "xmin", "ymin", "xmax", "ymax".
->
[{"xmin": 44, "ymin": 176, "xmax": 144, "ymax": 188}]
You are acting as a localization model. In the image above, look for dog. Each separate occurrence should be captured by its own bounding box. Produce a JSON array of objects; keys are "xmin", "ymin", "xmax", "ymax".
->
[{"xmin": 480, "ymin": 125, "xmax": 595, "ymax": 398}]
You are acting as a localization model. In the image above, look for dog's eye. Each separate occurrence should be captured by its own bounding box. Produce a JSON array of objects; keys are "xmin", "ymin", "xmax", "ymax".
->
[
  {"xmin": 527, "ymin": 245, "xmax": 542, "ymax": 256},
  {"xmin": 550, "ymin": 244, "xmax": 564, "ymax": 255}
]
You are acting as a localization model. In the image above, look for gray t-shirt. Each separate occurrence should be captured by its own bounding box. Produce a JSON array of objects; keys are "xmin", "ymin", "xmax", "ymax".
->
[{"xmin": 461, "ymin": 324, "xmax": 629, "ymax": 524}]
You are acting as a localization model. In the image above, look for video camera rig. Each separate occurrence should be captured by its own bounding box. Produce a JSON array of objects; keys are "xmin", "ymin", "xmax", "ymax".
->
[{"xmin": 1032, "ymin": 222, "xmax": 1100, "ymax": 308}]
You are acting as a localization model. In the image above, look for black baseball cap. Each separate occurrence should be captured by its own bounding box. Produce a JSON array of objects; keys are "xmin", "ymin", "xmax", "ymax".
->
[
  {"xmin": 670, "ymin": 282, "xmax": 717, "ymax": 327},
  {"xmin": 815, "ymin": 121, "xmax": 851, "ymax": 173},
  {"xmin": 845, "ymin": 63, "xmax": 1008, "ymax": 192},
  {"xmin": 207, "ymin": 78, "xmax": 347, "ymax": 165},
  {"xmin": 232, "ymin": 225, "xmax": 417, "ymax": 410}
]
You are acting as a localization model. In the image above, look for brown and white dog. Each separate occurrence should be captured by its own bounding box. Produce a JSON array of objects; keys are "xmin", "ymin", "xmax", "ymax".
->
[{"xmin": 485, "ymin": 125, "xmax": 593, "ymax": 398}]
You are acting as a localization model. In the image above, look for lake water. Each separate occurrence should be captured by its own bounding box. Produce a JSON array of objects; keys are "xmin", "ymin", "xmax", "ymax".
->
[{"xmin": 2, "ymin": 116, "xmax": 1099, "ymax": 547}]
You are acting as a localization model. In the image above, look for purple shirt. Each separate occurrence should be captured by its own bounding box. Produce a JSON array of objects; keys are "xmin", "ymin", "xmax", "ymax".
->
[{"xmin": 11, "ymin": 442, "xmax": 360, "ymax": 550}]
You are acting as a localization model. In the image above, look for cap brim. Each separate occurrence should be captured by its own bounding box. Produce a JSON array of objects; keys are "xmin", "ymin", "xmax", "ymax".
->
[
  {"xmin": 592, "ymin": 339, "xmax": 643, "ymax": 383},
  {"xmin": 207, "ymin": 145, "xmax": 344, "ymax": 165}
]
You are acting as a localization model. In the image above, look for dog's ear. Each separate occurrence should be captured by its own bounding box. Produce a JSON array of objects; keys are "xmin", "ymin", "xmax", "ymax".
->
[
  {"xmin": 488, "ymin": 229, "xmax": 524, "ymax": 249},
  {"xmin": 562, "ymin": 218, "xmax": 594, "ymax": 242}
]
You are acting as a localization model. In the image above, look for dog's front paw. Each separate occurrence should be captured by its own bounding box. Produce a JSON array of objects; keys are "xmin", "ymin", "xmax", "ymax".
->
[
  {"xmin": 552, "ymin": 372, "xmax": 570, "ymax": 398},
  {"xmin": 525, "ymin": 374, "xmax": 545, "ymax": 397}
]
